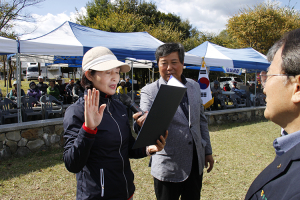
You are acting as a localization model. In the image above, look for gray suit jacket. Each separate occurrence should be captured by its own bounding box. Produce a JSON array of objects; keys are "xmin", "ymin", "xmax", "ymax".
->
[{"xmin": 140, "ymin": 77, "xmax": 212, "ymax": 182}]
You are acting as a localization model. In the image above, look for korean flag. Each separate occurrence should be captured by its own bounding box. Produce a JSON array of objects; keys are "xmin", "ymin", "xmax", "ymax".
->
[{"xmin": 197, "ymin": 61, "xmax": 213, "ymax": 109}]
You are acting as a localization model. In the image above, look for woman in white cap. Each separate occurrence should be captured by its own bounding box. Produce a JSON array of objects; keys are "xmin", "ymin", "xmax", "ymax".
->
[
  {"xmin": 63, "ymin": 46, "xmax": 167, "ymax": 200},
  {"xmin": 9, "ymin": 80, "xmax": 25, "ymax": 100}
]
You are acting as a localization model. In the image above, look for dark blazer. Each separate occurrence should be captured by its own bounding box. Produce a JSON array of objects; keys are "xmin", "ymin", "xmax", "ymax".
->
[{"xmin": 245, "ymin": 142, "xmax": 300, "ymax": 200}]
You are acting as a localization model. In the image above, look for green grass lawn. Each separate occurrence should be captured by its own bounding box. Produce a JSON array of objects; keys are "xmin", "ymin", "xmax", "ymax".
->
[{"xmin": 0, "ymin": 120, "xmax": 279, "ymax": 199}]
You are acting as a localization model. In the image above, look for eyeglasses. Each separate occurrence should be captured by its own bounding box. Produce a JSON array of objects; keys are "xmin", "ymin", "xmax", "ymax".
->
[{"xmin": 259, "ymin": 73, "xmax": 293, "ymax": 87}]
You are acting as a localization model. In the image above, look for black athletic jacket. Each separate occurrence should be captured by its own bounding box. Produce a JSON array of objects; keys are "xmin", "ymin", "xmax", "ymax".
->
[{"xmin": 63, "ymin": 91, "xmax": 147, "ymax": 200}]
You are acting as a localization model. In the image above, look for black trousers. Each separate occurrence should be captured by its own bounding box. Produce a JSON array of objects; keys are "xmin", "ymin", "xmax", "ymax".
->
[{"xmin": 154, "ymin": 152, "xmax": 203, "ymax": 200}]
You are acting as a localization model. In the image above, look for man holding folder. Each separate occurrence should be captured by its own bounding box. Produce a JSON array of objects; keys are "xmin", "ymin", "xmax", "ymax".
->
[{"xmin": 134, "ymin": 43, "xmax": 214, "ymax": 200}]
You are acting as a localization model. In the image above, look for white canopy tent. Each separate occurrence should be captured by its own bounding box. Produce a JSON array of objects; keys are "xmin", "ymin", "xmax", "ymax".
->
[
  {"xmin": 0, "ymin": 36, "xmax": 18, "ymax": 54},
  {"xmin": 0, "ymin": 36, "xmax": 22, "ymax": 122},
  {"xmin": 19, "ymin": 21, "xmax": 202, "ymax": 65}
]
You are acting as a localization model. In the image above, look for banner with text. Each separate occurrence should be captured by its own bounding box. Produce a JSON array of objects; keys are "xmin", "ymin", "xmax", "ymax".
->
[{"xmin": 222, "ymin": 67, "xmax": 242, "ymax": 75}]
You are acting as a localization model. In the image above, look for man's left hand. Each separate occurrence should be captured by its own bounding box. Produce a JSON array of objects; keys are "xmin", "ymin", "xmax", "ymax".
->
[
  {"xmin": 147, "ymin": 130, "xmax": 168, "ymax": 154},
  {"xmin": 205, "ymin": 154, "xmax": 214, "ymax": 173}
]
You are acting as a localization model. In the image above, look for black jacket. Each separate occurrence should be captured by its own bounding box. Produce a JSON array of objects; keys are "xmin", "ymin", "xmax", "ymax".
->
[
  {"xmin": 63, "ymin": 91, "xmax": 147, "ymax": 200},
  {"xmin": 36, "ymin": 82, "xmax": 48, "ymax": 95},
  {"xmin": 245, "ymin": 141, "xmax": 300, "ymax": 200},
  {"xmin": 65, "ymin": 84, "xmax": 74, "ymax": 96}
]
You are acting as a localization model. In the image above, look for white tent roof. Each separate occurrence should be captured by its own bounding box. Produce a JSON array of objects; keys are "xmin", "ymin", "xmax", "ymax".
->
[
  {"xmin": 19, "ymin": 21, "xmax": 202, "ymax": 66},
  {"xmin": 187, "ymin": 41, "xmax": 270, "ymax": 71},
  {"xmin": 0, "ymin": 36, "xmax": 18, "ymax": 54}
]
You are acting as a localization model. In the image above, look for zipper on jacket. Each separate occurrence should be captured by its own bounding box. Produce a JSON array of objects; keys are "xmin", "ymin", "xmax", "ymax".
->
[
  {"xmin": 100, "ymin": 168, "xmax": 104, "ymax": 197},
  {"xmin": 107, "ymin": 99, "xmax": 129, "ymax": 198}
]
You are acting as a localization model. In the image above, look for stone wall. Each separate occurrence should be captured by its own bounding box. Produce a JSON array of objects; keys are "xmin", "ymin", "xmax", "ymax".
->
[
  {"xmin": 0, "ymin": 118, "xmax": 64, "ymax": 160},
  {"xmin": 205, "ymin": 106, "xmax": 266, "ymax": 125}
]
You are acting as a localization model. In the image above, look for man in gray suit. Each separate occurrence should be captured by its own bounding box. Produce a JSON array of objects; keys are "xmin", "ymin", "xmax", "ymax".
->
[{"xmin": 134, "ymin": 43, "xmax": 214, "ymax": 199}]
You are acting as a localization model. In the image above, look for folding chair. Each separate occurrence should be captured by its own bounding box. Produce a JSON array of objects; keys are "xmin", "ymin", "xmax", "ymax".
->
[
  {"xmin": 21, "ymin": 96, "xmax": 44, "ymax": 122},
  {"xmin": 40, "ymin": 94, "xmax": 64, "ymax": 119},
  {"xmin": 1, "ymin": 98, "xmax": 18, "ymax": 124}
]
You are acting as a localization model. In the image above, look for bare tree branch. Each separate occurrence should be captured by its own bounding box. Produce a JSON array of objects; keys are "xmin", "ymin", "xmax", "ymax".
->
[{"xmin": 0, "ymin": 0, "xmax": 45, "ymax": 34}]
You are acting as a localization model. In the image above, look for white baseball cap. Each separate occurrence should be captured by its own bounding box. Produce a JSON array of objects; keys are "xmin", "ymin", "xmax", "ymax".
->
[
  {"xmin": 38, "ymin": 75, "xmax": 44, "ymax": 79},
  {"xmin": 82, "ymin": 46, "xmax": 130, "ymax": 73}
]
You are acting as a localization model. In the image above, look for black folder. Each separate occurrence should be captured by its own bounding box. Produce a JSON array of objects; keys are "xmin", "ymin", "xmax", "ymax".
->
[{"xmin": 132, "ymin": 83, "xmax": 187, "ymax": 149}]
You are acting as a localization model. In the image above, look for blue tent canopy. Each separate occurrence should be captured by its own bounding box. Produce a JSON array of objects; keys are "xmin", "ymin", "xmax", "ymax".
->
[{"xmin": 187, "ymin": 41, "xmax": 270, "ymax": 72}]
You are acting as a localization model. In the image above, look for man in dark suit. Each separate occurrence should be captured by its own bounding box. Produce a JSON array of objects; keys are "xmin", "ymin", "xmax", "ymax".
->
[
  {"xmin": 245, "ymin": 28, "xmax": 300, "ymax": 199},
  {"xmin": 134, "ymin": 43, "xmax": 214, "ymax": 200}
]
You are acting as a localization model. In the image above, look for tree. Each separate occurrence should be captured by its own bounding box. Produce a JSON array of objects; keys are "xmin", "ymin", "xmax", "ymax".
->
[
  {"xmin": 0, "ymin": 0, "xmax": 45, "ymax": 36},
  {"xmin": 76, "ymin": 0, "xmax": 199, "ymax": 44},
  {"xmin": 226, "ymin": 1, "xmax": 300, "ymax": 54}
]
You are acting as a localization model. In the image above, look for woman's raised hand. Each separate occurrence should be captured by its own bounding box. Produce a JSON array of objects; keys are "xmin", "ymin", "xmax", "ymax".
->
[{"xmin": 84, "ymin": 88, "xmax": 106, "ymax": 130}]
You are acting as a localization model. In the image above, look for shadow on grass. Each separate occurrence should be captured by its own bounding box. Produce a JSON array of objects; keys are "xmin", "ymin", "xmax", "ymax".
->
[
  {"xmin": 208, "ymin": 119, "xmax": 269, "ymax": 132},
  {"xmin": 0, "ymin": 147, "xmax": 64, "ymax": 181}
]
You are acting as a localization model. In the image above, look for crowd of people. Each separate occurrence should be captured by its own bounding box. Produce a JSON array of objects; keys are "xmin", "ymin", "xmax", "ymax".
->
[
  {"xmin": 6, "ymin": 76, "xmax": 85, "ymax": 104},
  {"xmin": 210, "ymin": 79, "xmax": 265, "ymax": 110},
  {"xmin": 4, "ymin": 74, "xmax": 133, "ymax": 105}
]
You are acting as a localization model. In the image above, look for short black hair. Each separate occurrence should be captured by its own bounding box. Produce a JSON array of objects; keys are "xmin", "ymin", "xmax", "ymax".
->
[
  {"xmin": 267, "ymin": 28, "xmax": 300, "ymax": 76},
  {"xmin": 81, "ymin": 70, "xmax": 96, "ymax": 89},
  {"xmin": 155, "ymin": 43, "xmax": 185, "ymax": 65}
]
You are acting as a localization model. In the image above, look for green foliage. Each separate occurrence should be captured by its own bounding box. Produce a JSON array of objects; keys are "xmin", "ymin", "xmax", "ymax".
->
[
  {"xmin": 76, "ymin": 0, "xmax": 198, "ymax": 46},
  {"xmin": 91, "ymin": 12, "xmax": 145, "ymax": 32},
  {"xmin": 226, "ymin": 1, "xmax": 300, "ymax": 54}
]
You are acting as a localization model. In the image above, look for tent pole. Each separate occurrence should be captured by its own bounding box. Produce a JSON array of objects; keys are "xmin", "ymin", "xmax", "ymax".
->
[
  {"xmin": 16, "ymin": 53, "xmax": 22, "ymax": 123},
  {"xmin": 46, "ymin": 65, "xmax": 48, "ymax": 80},
  {"xmin": 131, "ymin": 61, "xmax": 134, "ymax": 127},
  {"xmin": 152, "ymin": 64, "xmax": 154, "ymax": 83},
  {"xmin": 6, "ymin": 58, "xmax": 8, "ymax": 95},
  {"xmin": 131, "ymin": 61, "xmax": 134, "ymax": 101},
  {"xmin": 255, "ymin": 71, "xmax": 257, "ymax": 107}
]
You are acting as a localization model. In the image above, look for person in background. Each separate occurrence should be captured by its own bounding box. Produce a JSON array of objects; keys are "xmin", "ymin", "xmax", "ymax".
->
[
  {"xmin": 245, "ymin": 28, "xmax": 300, "ymax": 200},
  {"xmin": 63, "ymin": 46, "xmax": 167, "ymax": 200},
  {"xmin": 249, "ymin": 83, "xmax": 256, "ymax": 94},
  {"xmin": 27, "ymin": 81, "xmax": 41, "ymax": 101},
  {"xmin": 47, "ymin": 80, "xmax": 60, "ymax": 100},
  {"xmin": 0, "ymin": 88, "xmax": 2, "ymax": 98},
  {"xmin": 36, "ymin": 76, "xmax": 48, "ymax": 95},
  {"xmin": 55, "ymin": 77, "xmax": 66, "ymax": 102},
  {"xmin": 116, "ymin": 79, "xmax": 128, "ymax": 94},
  {"xmin": 65, "ymin": 79, "xmax": 74, "ymax": 104},
  {"xmin": 125, "ymin": 77, "xmax": 132, "ymax": 92},
  {"xmin": 9, "ymin": 80, "xmax": 25, "ymax": 101},
  {"xmin": 223, "ymin": 83, "xmax": 231, "ymax": 91},
  {"xmin": 231, "ymin": 82, "xmax": 239, "ymax": 91},
  {"xmin": 211, "ymin": 80, "xmax": 222, "ymax": 110},
  {"xmin": 72, "ymin": 80, "xmax": 84, "ymax": 102},
  {"xmin": 133, "ymin": 43, "xmax": 213, "ymax": 200}
]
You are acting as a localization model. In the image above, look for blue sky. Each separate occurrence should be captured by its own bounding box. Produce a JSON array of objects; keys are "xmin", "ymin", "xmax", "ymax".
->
[{"xmin": 14, "ymin": 0, "xmax": 300, "ymax": 39}]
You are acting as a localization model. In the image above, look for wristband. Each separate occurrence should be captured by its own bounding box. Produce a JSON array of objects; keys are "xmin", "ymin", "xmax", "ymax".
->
[{"xmin": 83, "ymin": 122, "xmax": 98, "ymax": 134}]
